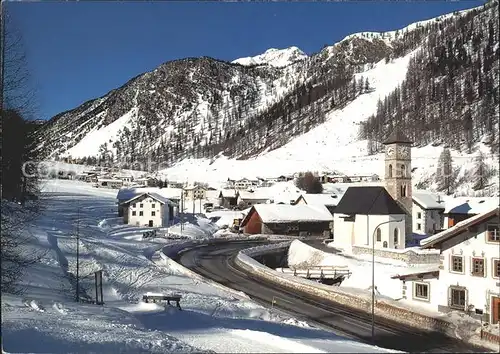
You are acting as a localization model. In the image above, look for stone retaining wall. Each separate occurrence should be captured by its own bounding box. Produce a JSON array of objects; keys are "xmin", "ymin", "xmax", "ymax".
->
[
  {"xmin": 236, "ymin": 246, "xmax": 452, "ymax": 334},
  {"xmin": 351, "ymin": 245, "xmax": 440, "ymax": 265},
  {"xmin": 481, "ymin": 330, "xmax": 500, "ymax": 345}
]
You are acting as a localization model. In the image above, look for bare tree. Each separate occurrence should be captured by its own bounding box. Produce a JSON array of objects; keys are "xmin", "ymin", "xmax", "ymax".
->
[
  {"xmin": 295, "ymin": 171, "xmax": 323, "ymax": 194},
  {"xmin": 1, "ymin": 5, "xmax": 38, "ymax": 116},
  {"xmin": 1, "ymin": 200, "xmax": 46, "ymax": 294},
  {"xmin": 1, "ymin": 4, "xmax": 44, "ymax": 295}
]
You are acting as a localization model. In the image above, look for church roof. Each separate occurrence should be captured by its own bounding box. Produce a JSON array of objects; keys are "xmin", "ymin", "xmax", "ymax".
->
[
  {"xmin": 382, "ymin": 128, "xmax": 413, "ymax": 145},
  {"xmin": 334, "ymin": 186, "xmax": 407, "ymax": 215}
]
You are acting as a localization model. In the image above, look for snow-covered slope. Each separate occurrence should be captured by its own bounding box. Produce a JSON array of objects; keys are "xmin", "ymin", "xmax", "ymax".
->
[
  {"xmin": 232, "ymin": 46, "xmax": 307, "ymax": 68},
  {"xmin": 1, "ymin": 180, "xmax": 395, "ymax": 353}
]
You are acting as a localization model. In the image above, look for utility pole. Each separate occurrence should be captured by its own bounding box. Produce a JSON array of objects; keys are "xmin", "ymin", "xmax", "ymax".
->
[
  {"xmin": 192, "ymin": 195, "xmax": 195, "ymax": 216},
  {"xmin": 0, "ymin": 0, "xmax": 5, "ymax": 113},
  {"xmin": 75, "ymin": 205, "xmax": 80, "ymax": 303},
  {"xmin": 179, "ymin": 188, "xmax": 184, "ymax": 236}
]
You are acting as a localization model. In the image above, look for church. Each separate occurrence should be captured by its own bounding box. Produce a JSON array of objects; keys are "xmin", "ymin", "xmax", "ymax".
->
[{"xmin": 332, "ymin": 129, "xmax": 414, "ymax": 251}]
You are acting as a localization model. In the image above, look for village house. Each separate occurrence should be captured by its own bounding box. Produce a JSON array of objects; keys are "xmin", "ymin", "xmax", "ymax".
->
[
  {"xmin": 114, "ymin": 174, "xmax": 134, "ymax": 185},
  {"xmin": 294, "ymin": 193, "xmax": 339, "ymax": 215},
  {"xmin": 233, "ymin": 178, "xmax": 259, "ymax": 190},
  {"xmin": 237, "ymin": 190, "xmax": 270, "ymax": 207},
  {"xmin": 333, "ymin": 186, "xmax": 407, "ymax": 250},
  {"xmin": 240, "ymin": 204, "xmax": 333, "ymax": 237},
  {"xmin": 412, "ymin": 191, "xmax": 446, "ymax": 236},
  {"xmin": 327, "ymin": 175, "xmax": 351, "ymax": 183},
  {"xmin": 183, "ymin": 185, "xmax": 207, "ymax": 200},
  {"xmin": 346, "ymin": 174, "xmax": 380, "ymax": 183},
  {"xmin": 392, "ymin": 207, "xmax": 500, "ymax": 325},
  {"xmin": 219, "ymin": 189, "xmax": 239, "ymax": 208},
  {"xmin": 96, "ymin": 178, "xmax": 124, "ymax": 189},
  {"xmin": 167, "ymin": 181, "xmax": 185, "ymax": 189},
  {"xmin": 116, "ymin": 187, "xmax": 182, "ymax": 217},
  {"xmin": 134, "ymin": 177, "xmax": 155, "ymax": 187},
  {"xmin": 120, "ymin": 192, "xmax": 177, "ymax": 227},
  {"xmin": 442, "ymin": 197, "xmax": 498, "ymax": 229}
]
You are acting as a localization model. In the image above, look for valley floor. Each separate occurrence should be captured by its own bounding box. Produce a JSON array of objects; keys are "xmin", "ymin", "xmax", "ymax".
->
[{"xmin": 2, "ymin": 179, "xmax": 394, "ymax": 353}]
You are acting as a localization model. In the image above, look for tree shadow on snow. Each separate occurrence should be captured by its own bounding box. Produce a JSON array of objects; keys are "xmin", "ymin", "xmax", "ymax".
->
[{"xmin": 134, "ymin": 307, "xmax": 338, "ymax": 341}]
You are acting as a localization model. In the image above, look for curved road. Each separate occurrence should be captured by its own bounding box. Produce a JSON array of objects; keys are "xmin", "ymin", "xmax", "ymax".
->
[{"xmin": 177, "ymin": 240, "xmax": 489, "ymax": 353}]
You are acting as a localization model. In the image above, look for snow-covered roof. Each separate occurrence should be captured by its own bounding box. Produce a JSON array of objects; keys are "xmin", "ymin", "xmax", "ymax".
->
[
  {"xmin": 420, "ymin": 206, "xmax": 499, "ymax": 249},
  {"xmin": 247, "ymin": 204, "xmax": 333, "ymax": 224},
  {"xmin": 297, "ymin": 193, "xmax": 340, "ymax": 207},
  {"xmin": 238, "ymin": 190, "xmax": 270, "ymax": 200},
  {"xmin": 98, "ymin": 178, "xmax": 123, "ymax": 183},
  {"xmin": 122, "ymin": 192, "xmax": 176, "ymax": 206},
  {"xmin": 117, "ymin": 187, "xmax": 182, "ymax": 201},
  {"xmin": 412, "ymin": 190, "xmax": 445, "ymax": 210},
  {"xmin": 443, "ymin": 197, "xmax": 498, "ymax": 214},
  {"xmin": 219, "ymin": 189, "xmax": 238, "ymax": 198},
  {"xmin": 184, "ymin": 185, "xmax": 206, "ymax": 191},
  {"xmin": 390, "ymin": 266, "xmax": 440, "ymax": 281},
  {"xmin": 205, "ymin": 190, "xmax": 220, "ymax": 200}
]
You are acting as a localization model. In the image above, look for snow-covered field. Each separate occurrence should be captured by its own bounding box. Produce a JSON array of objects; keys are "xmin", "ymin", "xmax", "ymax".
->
[{"xmin": 2, "ymin": 179, "xmax": 395, "ymax": 353}]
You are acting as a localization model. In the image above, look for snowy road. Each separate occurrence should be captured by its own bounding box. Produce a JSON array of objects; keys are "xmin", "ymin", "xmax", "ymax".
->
[{"xmin": 178, "ymin": 243, "xmax": 490, "ymax": 353}]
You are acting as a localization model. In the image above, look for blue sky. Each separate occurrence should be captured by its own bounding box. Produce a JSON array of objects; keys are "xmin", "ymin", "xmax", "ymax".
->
[{"xmin": 7, "ymin": 0, "xmax": 486, "ymax": 120}]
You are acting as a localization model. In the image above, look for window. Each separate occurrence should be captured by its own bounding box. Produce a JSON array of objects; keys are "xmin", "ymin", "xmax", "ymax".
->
[
  {"xmin": 417, "ymin": 223, "xmax": 421, "ymax": 230},
  {"xmin": 132, "ymin": 203, "xmax": 136, "ymax": 208},
  {"xmin": 139, "ymin": 211, "xmax": 143, "ymax": 216},
  {"xmin": 388, "ymin": 164, "xmax": 393, "ymax": 178},
  {"xmin": 414, "ymin": 282, "xmax": 429, "ymax": 300},
  {"xmin": 151, "ymin": 211, "xmax": 156, "ymax": 216},
  {"xmin": 151, "ymin": 204, "xmax": 155, "ymax": 209},
  {"xmin": 393, "ymin": 228, "xmax": 399, "ymax": 244},
  {"xmin": 132, "ymin": 211, "xmax": 136, "ymax": 216},
  {"xmin": 376, "ymin": 228, "xmax": 382, "ymax": 242},
  {"xmin": 449, "ymin": 287, "xmax": 466, "ymax": 310},
  {"xmin": 487, "ymin": 225, "xmax": 499, "ymax": 242},
  {"xmin": 400, "ymin": 164, "xmax": 406, "ymax": 177},
  {"xmin": 451, "ymin": 255, "xmax": 464, "ymax": 273},
  {"xmin": 383, "ymin": 241, "xmax": 388, "ymax": 248},
  {"xmin": 401, "ymin": 184, "xmax": 407, "ymax": 197},
  {"xmin": 417, "ymin": 212, "xmax": 422, "ymax": 219},
  {"xmin": 493, "ymin": 259, "xmax": 500, "ymax": 278},
  {"xmin": 140, "ymin": 203, "xmax": 144, "ymax": 208},
  {"xmin": 471, "ymin": 258, "xmax": 485, "ymax": 277}
]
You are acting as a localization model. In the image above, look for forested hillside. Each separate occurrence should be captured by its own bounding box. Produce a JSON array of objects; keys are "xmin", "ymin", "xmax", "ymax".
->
[
  {"xmin": 360, "ymin": 0, "xmax": 499, "ymax": 154},
  {"xmin": 36, "ymin": 1, "xmax": 499, "ymax": 170}
]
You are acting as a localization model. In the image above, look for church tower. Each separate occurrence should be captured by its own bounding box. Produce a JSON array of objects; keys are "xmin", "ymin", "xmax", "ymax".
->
[{"xmin": 383, "ymin": 129, "xmax": 413, "ymax": 240}]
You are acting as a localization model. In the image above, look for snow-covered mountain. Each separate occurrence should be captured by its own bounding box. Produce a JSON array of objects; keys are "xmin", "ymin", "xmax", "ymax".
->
[
  {"xmin": 231, "ymin": 46, "xmax": 308, "ymax": 68},
  {"xmin": 35, "ymin": 0, "xmax": 499, "ymax": 196}
]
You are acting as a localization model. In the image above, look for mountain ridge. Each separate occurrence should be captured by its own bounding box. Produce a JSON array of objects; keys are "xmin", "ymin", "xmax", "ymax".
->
[{"xmin": 35, "ymin": 1, "xmax": 497, "ymax": 176}]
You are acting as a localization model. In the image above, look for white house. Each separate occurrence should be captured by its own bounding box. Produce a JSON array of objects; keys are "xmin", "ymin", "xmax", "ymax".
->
[
  {"xmin": 237, "ymin": 190, "xmax": 270, "ymax": 207},
  {"xmin": 294, "ymin": 193, "xmax": 340, "ymax": 215},
  {"xmin": 96, "ymin": 178, "xmax": 123, "ymax": 189},
  {"xmin": 116, "ymin": 187, "xmax": 182, "ymax": 216},
  {"xmin": 114, "ymin": 174, "xmax": 134, "ymax": 185},
  {"xmin": 183, "ymin": 185, "xmax": 207, "ymax": 200},
  {"xmin": 234, "ymin": 178, "xmax": 259, "ymax": 190},
  {"xmin": 392, "ymin": 207, "xmax": 500, "ymax": 324},
  {"xmin": 133, "ymin": 177, "xmax": 155, "ymax": 187},
  {"xmin": 121, "ymin": 192, "xmax": 177, "ymax": 227},
  {"xmin": 332, "ymin": 186, "xmax": 407, "ymax": 250},
  {"xmin": 412, "ymin": 190, "xmax": 446, "ymax": 235}
]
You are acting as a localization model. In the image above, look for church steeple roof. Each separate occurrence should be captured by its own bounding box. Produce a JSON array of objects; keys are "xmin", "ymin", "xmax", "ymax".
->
[{"xmin": 382, "ymin": 128, "xmax": 413, "ymax": 145}]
